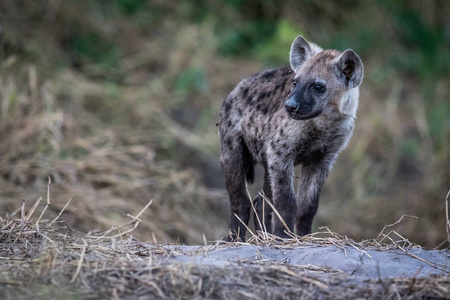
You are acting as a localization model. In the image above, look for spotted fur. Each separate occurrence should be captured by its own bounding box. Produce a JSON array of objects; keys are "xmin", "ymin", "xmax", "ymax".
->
[{"xmin": 218, "ymin": 35, "xmax": 364, "ymax": 241}]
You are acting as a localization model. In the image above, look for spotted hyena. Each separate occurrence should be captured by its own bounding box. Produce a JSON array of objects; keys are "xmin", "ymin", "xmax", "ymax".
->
[{"xmin": 218, "ymin": 35, "xmax": 364, "ymax": 241}]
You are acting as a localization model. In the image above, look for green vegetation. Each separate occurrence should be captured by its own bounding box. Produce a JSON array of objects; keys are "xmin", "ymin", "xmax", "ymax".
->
[{"xmin": 0, "ymin": 0, "xmax": 449, "ymax": 246}]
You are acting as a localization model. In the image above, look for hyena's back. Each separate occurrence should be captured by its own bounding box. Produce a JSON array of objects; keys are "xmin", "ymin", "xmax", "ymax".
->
[{"xmin": 218, "ymin": 66, "xmax": 294, "ymax": 168}]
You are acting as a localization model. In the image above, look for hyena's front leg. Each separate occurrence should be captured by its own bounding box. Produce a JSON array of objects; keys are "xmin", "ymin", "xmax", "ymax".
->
[
  {"xmin": 268, "ymin": 161, "xmax": 297, "ymax": 238},
  {"xmin": 296, "ymin": 161, "xmax": 332, "ymax": 235}
]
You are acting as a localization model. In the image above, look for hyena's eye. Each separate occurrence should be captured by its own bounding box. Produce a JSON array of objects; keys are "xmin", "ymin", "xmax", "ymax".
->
[
  {"xmin": 293, "ymin": 80, "xmax": 297, "ymax": 86},
  {"xmin": 312, "ymin": 83, "xmax": 326, "ymax": 93}
]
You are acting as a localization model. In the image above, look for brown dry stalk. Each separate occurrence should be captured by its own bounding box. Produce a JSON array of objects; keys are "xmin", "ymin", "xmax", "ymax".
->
[
  {"xmin": 260, "ymin": 192, "xmax": 293, "ymax": 237},
  {"xmin": 71, "ymin": 238, "xmax": 88, "ymax": 282},
  {"xmin": 49, "ymin": 197, "xmax": 74, "ymax": 226},
  {"xmin": 233, "ymin": 213, "xmax": 256, "ymax": 239},
  {"xmin": 37, "ymin": 177, "xmax": 53, "ymax": 226},
  {"xmin": 279, "ymin": 268, "xmax": 329, "ymax": 290},
  {"xmin": 245, "ymin": 183, "xmax": 266, "ymax": 239},
  {"xmin": 375, "ymin": 214, "xmax": 418, "ymax": 243},
  {"xmin": 375, "ymin": 228, "xmax": 449, "ymax": 274},
  {"xmin": 87, "ymin": 199, "xmax": 153, "ymax": 239},
  {"xmin": 40, "ymin": 232, "xmax": 59, "ymax": 253},
  {"xmin": 26, "ymin": 196, "xmax": 42, "ymax": 220},
  {"xmin": 20, "ymin": 200, "xmax": 25, "ymax": 229}
]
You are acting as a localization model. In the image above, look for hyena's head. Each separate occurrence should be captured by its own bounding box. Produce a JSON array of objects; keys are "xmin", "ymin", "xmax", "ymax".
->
[{"xmin": 285, "ymin": 35, "xmax": 363, "ymax": 120}]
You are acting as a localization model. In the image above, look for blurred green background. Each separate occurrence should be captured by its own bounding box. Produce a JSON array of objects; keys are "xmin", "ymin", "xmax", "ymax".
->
[{"xmin": 0, "ymin": 0, "xmax": 448, "ymax": 246}]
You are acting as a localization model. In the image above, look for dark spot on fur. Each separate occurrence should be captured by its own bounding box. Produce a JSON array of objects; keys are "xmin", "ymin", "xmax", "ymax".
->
[
  {"xmin": 279, "ymin": 128, "xmax": 284, "ymax": 136},
  {"xmin": 226, "ymin": 138, "xmax": 233, "ymax": 149},
  {"xmin": 276, "ymin": 150, "xmax": 282, "ymax": 156},
  {"xmin": 261, "ymin": 106, "xmax": 268, "ymax": 115},
  {"xmin": 250, "ymin": 115, "xmax": 254, "ymax": 123},
  {"xmin": 246, "ymin": 95, "xmax": 253, "ymax": 105},
  {"xmin": 256, "ymin": 103, "xmax": 261, "ymax": 111},
  {"xmin": 305, "ymin": 123, "xmax": 320, "ymax": 140},
  {"xmin": 277, "ymin": 177, "xmax": 284, "ymax": 185},
  {"xmin": 224, "ymin": 98, "xmax": 232, "ymax": 114},
  {"xmin": 273, "ymin": 83, "xmax": 282, "ymax": 94},
  {"xmin": 237, "ymin": 108, "xmax": 243, "ymax": 116},
  {"xmin": 242, "ymin": 86, "xmax": 249, "ymax": 99},
  {"xmin": 269, "ymin": 103, "xmax": 277, "ymax": 115},
  {"xmin": 227, "ymin": 120, "xmax": 232, "ymax": 127},
  {"xmin": 257, "ymin": 92, "xmax": 268, "ymax": 102}
]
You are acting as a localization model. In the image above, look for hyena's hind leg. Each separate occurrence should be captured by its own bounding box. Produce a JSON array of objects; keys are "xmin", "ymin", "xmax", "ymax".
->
[
  {"xmin": 253, "ymin": 170, "xmax": 273, "ymax": 235},
  {"xmin": 220, "ymin": 137, "xmax": 253, "ymax": 242}
]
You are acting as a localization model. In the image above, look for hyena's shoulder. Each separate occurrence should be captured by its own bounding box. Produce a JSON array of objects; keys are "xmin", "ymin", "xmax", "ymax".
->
[{"xmin": 221, "ymin": 65, "xmax": 295, "ymax": 118}]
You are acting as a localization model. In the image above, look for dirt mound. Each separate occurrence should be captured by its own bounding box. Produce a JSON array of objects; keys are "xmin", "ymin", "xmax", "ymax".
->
[
  {"xmin": 171, "ymin": 244, "xmax": 449, "ymax": 279},
  {"xmin": 1, "ymin": 198, "xmax": 449, "ymax": 299}
]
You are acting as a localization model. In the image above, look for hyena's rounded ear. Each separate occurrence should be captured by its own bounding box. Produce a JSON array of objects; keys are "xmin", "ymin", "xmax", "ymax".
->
[
  {"xmin": 290, "ymin": 35, "xmax": 312, "ymax": 72},
  {"xmin": 334, "ymin": 49, "xmax": 364, "ymax": 89}
]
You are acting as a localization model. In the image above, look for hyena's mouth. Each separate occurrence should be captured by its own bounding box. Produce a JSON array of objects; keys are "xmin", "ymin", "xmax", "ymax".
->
[
  {"xmin": 284, "ymin": 98, "xmax": 322, "ymax": 120},
  {"xmin": 285, "ymin": 109, "xmax": 322, "ymax": 120}
]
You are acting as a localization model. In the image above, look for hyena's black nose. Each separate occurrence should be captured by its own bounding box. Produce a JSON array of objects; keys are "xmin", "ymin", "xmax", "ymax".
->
[{"xmin": 284, "ymin": 98, "xmax": 299, "ymax": 113}]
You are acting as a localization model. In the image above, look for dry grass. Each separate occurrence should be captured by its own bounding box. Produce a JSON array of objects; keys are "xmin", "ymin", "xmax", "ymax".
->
[
  {"xmin": 0, "ymin": 0, "xmax": 449, "ymax": 255},
  {"xmin": 1, "ymin": 190, "xmax": 449, "ymax": 299},
  {"xmin": 0, "ymin": 65, "xmax": 230, "ymax": 244}
]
